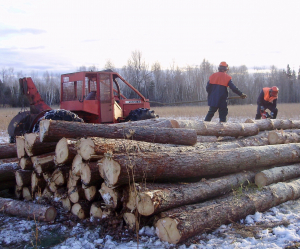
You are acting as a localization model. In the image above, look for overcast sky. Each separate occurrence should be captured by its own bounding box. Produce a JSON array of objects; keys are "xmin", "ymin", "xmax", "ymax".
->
[{"xmin": 1, "ymin": 0, "xmax": 299, "ymax": 75}]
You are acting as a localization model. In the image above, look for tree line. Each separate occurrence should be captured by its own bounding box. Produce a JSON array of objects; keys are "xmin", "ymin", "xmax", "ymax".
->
[{"xmin": 1, "ymin": 51, "xmax": 299, "ymax": 108}]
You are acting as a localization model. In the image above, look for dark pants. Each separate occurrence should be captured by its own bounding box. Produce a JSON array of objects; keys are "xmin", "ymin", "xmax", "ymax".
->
[
  {"xmin": 204, "ymin": 106, "xmax": 228, "ymax": 122},
  {"xmin": 255, "ymin": 105, "xmax": 278, "ymax": 119}
]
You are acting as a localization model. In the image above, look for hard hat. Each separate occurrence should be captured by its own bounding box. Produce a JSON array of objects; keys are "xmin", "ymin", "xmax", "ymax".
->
[
  {"xmin": 271, "ymin": 86, "xmax": 279, "ymax": 96},
  {"xmin": 219, "ymin": 61, "xmax": 228, "ymax": 67}
]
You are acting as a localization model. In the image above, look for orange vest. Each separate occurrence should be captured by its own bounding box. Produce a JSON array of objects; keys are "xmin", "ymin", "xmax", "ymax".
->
[
  {"xmin": 263, "ymin": 87, "xmax": 277, "ymax": 102},
  {"xmin": 209, "ymin": 72, "xmax": 232, "ymax": 87}
]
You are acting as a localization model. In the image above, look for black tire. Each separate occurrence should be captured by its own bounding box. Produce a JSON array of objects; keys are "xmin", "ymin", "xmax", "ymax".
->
[
  {"xmin": 32, "ymin": 109, "xmax": 84, "ymax": 133},
  {"xmin": 125, "ymin": 108, "xmax": 159, "ymax": 122}
]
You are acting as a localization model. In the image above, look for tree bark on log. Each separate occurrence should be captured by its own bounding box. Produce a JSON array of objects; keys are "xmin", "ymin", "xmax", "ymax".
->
[
  {"xmin": 255, "ymin": 164, "xmax": 300, "ymax": 187},
  {"xmin": 16, "ymin": 136, "xmax": 26, "ymax": 158},
  {"xmin": 32, "ymin": 152, "xmax": 56, "ymax": 174},
  {"xmin": 155, "ymin": 178, "xmax": 300, "ymax": 244},
  {"xmin": 31, "ymin": 171, "xmax": 47, "ymax": 193},
  {"xmin": 0, "ymin": 143, "xmax": 17, "ymax": 159},
  {"xmin": 176, "ymin": 120, "xmax": 259, "ymax": 137},
  {"xmin": 54, "ymin": 138, "xmax": 78, "ymax": 166},
  {"xmin": 245, "ymin": 119, "xmax": 300, "ymax": 131},
  {"xmin": 98, "ymin": 143, "xmax": 300, "ymax": 187},
  {"xmin": 0, "ymin": 162, "xmax": 20, "ymax": 182},
  {"xmin": 136, "ymin": 171, "xmax": 256, "ymax": 216},
  {"xmin": 15, "ymin": 169, "xmax": 32, "ymax": 187},
  {"xmin": 81, "ymin": 161, "xmax": 103, "ymax": 186},
  {"xmin": 39, "ymin": 120, "xmax": 197, "ymax": 146},
  {"xmin": 19, "ymin": 157, "xmax": 33, "ymax": 170},
  {"xmin": 0, "ymin": 197, "xmax": 57, "ymax": 221},
  {"xmin": 24, "ymin": 133, "xmax": 57, "ymax": 157},
  {"xmin": 0, "ymin": 157, "xmax": 19, "ymax": 165},
  {"xmin": 108, "ymin": 118, "xmax": 179, "ymax": 128},
  {"xmin": 268, "ymin": 130, "xmax": 300, "ymax": 145}
]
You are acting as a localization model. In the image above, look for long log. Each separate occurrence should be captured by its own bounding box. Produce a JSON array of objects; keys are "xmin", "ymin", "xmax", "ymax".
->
[
  {"xmin": 245, "ymin": 119, "xmax": 300, "ymax": 131},
  {"xmin": 98, "ymin": 143, "xmax": 300, "ymax": 187},
  {"xmin": 155, "ymin": 178, "xmax": 300, "ymax": 244},
  {"xmin": 176, "ymin": 120, "xmax": 259, "ymax": 137},
  {"xmin": 54, "ymin": 138, "xmax": 78, "ymax": 166},
  {"xmin": 136, "ymin": 171, "xmax": 256, "ymax": 216},
  {"xmin": 39, "ymin": 120, "xmax": 197, "ymax": 146},
  {"xmin": 0, "ymin": 197, "xmax": 57, "ymax": 221},
  {"xmin": 0, "ymin": 162, "xmax": 20, "ymax": 182},
  {"xmin": 0, "ymin": 143, "xmax": 17, "ymax": 159},
  {"xmin": 108, "ymin": 118, "xmax": 179, "ymax": 128},
  {"xmin": 268, "ymin": 130, "xmax": 300, "ymax": 145},
  {"xmin": 255, "ymin": 164, "xmax": 300, "ymax": 187},
  {"xmin": 24, "ymin": 133, "xmax": 57, "ymax": 157}
]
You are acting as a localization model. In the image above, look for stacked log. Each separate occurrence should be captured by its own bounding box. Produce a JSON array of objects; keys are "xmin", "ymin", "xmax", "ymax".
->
[{"xmin": 3, "ymin": 118, "xmax": 300, "ymax": 245}]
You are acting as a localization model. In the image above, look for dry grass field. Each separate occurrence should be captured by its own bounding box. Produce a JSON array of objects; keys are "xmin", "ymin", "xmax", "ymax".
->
[{"xmin": 0, "ymin": 103, "xmax": 299, "ymax": 132}]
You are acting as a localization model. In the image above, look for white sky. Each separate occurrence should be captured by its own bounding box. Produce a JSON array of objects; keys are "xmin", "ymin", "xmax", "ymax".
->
[{"xmin": 0, "ymin": 0, "xmax": 299, "ymax": 74}]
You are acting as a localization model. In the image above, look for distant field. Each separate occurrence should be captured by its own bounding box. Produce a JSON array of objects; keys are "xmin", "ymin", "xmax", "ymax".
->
[{"xmin": 0, "ymin": 103, "xmax": 299, "ymax": 132}]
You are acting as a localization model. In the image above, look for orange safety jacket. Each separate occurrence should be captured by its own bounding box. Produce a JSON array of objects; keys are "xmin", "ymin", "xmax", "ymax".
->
[
  {"xmin": 209, "ymin": 72, "xmax": 232, "ymax": 87},
  {"xmin": 263, "ymin": 87, "xmax": 277, "ymax": 103}
]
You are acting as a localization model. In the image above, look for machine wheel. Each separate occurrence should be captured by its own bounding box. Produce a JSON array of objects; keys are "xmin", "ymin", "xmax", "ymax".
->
[
  {"xmin": 125, "ymin": 108, "xmax": 159, "ymax": 122},
  {"xmin": 32, "ymin": 109, "xmax": 84, "ymax": 133}
]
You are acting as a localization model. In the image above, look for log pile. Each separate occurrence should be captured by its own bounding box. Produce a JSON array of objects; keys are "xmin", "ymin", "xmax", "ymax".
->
[{"xmin": 2, "ymin": 118, "xmax": 300, "ymax": 244}]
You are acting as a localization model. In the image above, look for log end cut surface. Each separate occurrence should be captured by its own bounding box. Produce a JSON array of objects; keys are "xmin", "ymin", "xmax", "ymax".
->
[
  {"xmin": 136, "ymin": 193, "xmax": 155, "ymax": 216},
  {"xmin": 98, "ymin": 157, "xmax": 120, "ymax": 187},
  {"xmin": 255, "ymin": 172, "xmax": 268, "ymax": 187},
  {"xmin": 79, "ymin": 138, "xmax": 95, "ymax": 161},
  {"xmin": 45, "ymin": 206, "xmax": 57, "ymax": 221},
  {"xmin": 156, "ymin": 217, "xmax": 181, "ymax": 244}
]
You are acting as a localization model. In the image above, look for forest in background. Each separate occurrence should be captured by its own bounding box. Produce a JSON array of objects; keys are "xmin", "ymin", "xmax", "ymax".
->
[{"xmin": 1, "ymin": 51, "xmax": 299, "ymax": 108}]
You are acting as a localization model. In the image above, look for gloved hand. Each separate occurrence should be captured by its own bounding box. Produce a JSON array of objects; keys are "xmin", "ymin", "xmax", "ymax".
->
[
  {"xmin": 260, "ymin": 106, "xmax": 265, "ymax": 112},
  {"xmin": 240, "ymin": 93, "xmax": 247, "ymax": 99}
]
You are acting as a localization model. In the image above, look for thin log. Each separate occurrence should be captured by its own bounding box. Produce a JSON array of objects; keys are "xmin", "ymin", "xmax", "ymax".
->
[
  {"xmin": 68, "ymin": 185, "xmax": 85, "ymax": 204},
  {"xmin": 0, "ymin": 143, "xmax": 17, "ymax": 159},
  {"xmin": 136, "ymin": 171, "xmax": 256, "ymax": 216},
  {"xmin": 123, "ymin": 212, "xmax": 136, "ymax": 230},
  {"xmin": 42, "ymin": 187, "xmax": 53, "ymax": 199},
  {"xmin": 268, "ymin": 130, "xmax": 300, "ymax": 145},
  {"xmin": 0, "ymin": 162, "xmax": 20, "ymax": 182},
  {"xmin": 55, "ymin": 138, "xmax": 78, "ymax": 166},
  {"xmin": 19, "ymin": 157, "xmax": 34, "ymax": 170},
  {"xmin": 39, "ymin": 120, "xmax": 197, "ymax": 146},
  {"xmin": 16, "ymin": 136, "xmax": 26, "ymax": 158},
  {"xmin": 98, "ymin": 143, "xmax": 300, "ymax": 187},
  {"xmin": 99, "ymin": 182, "xmax": 122, "ymax": 209},
  {"xmin": 24, "ymin": 133, "xmax": 57, "ymax": 157},
  {"xmin": 32, "ymin": 152, "xmax": 56, "ymax": 174},
  {"xmin": 81, "ymin": 161, "xmax": 103, "ymax": 186},
  {"xmin": 51, "ymin": 167, "xmax": 70, "ymax": 186},
  {"xmin": 22, "ymin": 187, "xmax": 32, "ymax": 201},
  {"xmin": 0, "ymin": 197, "xmax": 57, "ymax": 221},
  {"xmin": 255, "ymin": 164, "xmax": 300, "ymax": 187},
  {"xmin": 90, "ymin": 201, "xmax": 104, "ymax": 218},
  {"xmin": 61, "ymin": 197, "xmax": 72, "ymax": 211},
  {"xmin": 155, "ymin": 178, "xmax": 300, "ymax": 244},
  {"xmin": 71, "ymin": 201, "xmax": 91, "ymax": 219},
  {"xmin": 176, "ymin": 120, "xmax": 259, "ymax": 137},
  {"xmin": 67, "ymin": 170, "xmax": 80, "ymax": 189},
  {"xmin": 71, "ymin": 154, "xmax": 84, "ymax": 177},
  {"xmin": 15, "ymin": 169, "xmax": 32, "ymax": 187},
  {"xmin": 82, "ymin": 184, "xmax": 100, "ymax": 201}
]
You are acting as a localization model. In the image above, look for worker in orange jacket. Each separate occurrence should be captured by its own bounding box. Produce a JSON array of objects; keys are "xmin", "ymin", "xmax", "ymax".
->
[
  {"xmin": 204, "ymin": 61, "xmax": 247, "ymax": 122},
  {"xmin": 255, "ymin": 86, "xmax": 279, "ymax": 119}
]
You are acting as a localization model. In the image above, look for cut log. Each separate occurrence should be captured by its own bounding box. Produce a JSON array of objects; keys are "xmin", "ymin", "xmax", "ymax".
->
[
  {"xmin": 16, "ymin": 136, "xmax": 26, "ymax": 158},
  {"xmin": 90, "ymin": 201, "xmax": 104, "ymax": 218},
  {"xmin": 123, "ymin": 184, "xmax": 138, "ymax": 212},
  {"xmin": 268, "ymin": 130, "xmax": 300, "ymax": 145},
  {"xmin": 82, "ymin": 184, "xmax": 100, "ymax": 201},
  {"xmin": 98, "ymin": 143, "xmax": 300, "ymax": 187},
  {"xmin": 31, "ymin": 171, "xmax": 46, "ymax": 193},
  {"xmin": 61, "ymin": 197, "xmax": 72, "ymax": 211},
  {"xmin": 22, "ymin": 187, "xmax": 32, "ymax": 201},
  {"xmin": 31, "ymin": 152, "xmax": 56, "ymax": 174},
  {"xmin": 67, "ymin": 170, "xmax": 80, "ymax": 189},
  {"xmin": 0, "ymin": 143, "xmax": 17, "ymax": 159},
  {"xmin": 24, "ymin": 133, "xmax": 57, "ymax": 157},
  {"xmin": 0, "ymin": 197, "xmax": 57, "ymax": 221},
  {"xmin": 19, "ymin": 157, "xmax": 33, "ymax": 170},
  {"xmin": 42, "ymin": 187, "xmax": 53, "ymax": 199},
  {"xmin": 71, "ymin": 201, "xmax": 91, "ymax": 219},
  {"xmin": 136, "ymin": 171, "xmax": 256, "ymax": 216},
  {"xmin": 71, "ymin": 154, "xmax": 84, "ymax": 177},
  {"xmin": 155, "ymin": 178, "xmax": 300, "ymax": 244},
  {"xmin": 108, "ymin": 118, "xmax": 179, "ymax": 128},
  {"xmin": 54, "ymin": 187, "xmax": 68, "ymax": 199},
  {"xmin": 68, "ymin": 185, "xmax": 85, "ymax": 203},
  {"xmin": 39, "ymin": 120, "xmax": 197, "ymax": 146},
  {"xmin": 15, "ymin": 169, "xmax": 32, "ymax": 187},
  {"xmin": 123, "ymin": 212, "xmax": 136, "ymax": 230},
  {"xmin": 54, "ymin": 138, "xmax": 78, "ymax": 166},
  {"xmin": 255, "ymin": 164, "xmax": 300, "ymax": 187},
  {"xmin": 245, "ymin": 119, "xmax": 300, "ymax": 131},
  {"xmin": 0, "ymin": 162, "xmax": 20, "ymax": 182},
  {"xmin": 99, "ymin": 182, "xmax": 122, "ymax": 209},
  {"xmin": 176, "ymin": 120, "xmax": 259, "ymax": 137},
  {"xmin": 81, "ymin": 161, "xmax": 103, "ymax": 186},
  {"xmin": 51, "ymin": 167, "xmax": 70, "ymax": 186}
]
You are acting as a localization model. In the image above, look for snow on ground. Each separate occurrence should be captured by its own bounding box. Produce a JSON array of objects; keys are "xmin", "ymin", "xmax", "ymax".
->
[{"xmin": 1, "ymin": 124, "xmax": 300, "ymax": 249}]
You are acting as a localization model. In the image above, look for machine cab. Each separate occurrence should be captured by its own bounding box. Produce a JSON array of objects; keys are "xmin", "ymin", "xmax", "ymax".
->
[{"xmin": 60, "ymin": 70, "xmax": 150, "ymax": 123}]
